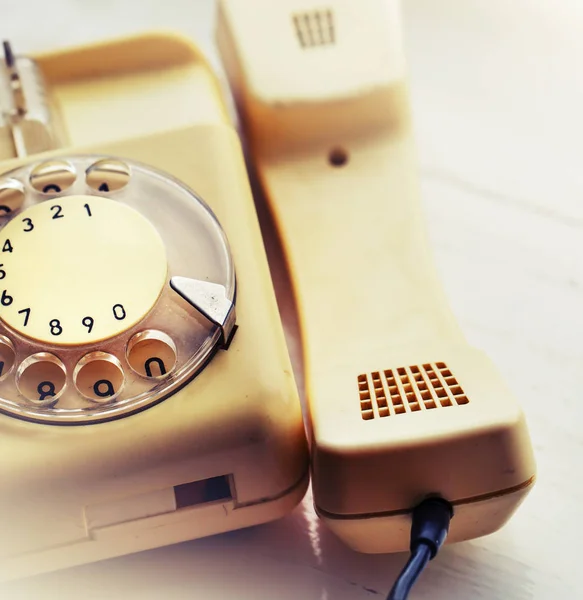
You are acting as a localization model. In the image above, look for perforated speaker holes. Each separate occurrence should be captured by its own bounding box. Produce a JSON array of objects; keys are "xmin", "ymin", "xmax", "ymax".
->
[
  {"xmin": 292, "ymin": 8, "xmax": 335, "ymax": 48},
  {"xmin": 357, "ymin": 362, "xmax": 469, "ymax": 420}
]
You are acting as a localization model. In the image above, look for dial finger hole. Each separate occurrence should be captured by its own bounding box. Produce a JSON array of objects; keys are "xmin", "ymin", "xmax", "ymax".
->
[
  {"xmin": 0, "ymin": 178, "xmax": 25, "ymax": 215},
  {"xmin": 29, "ymin": 160, "xmax": 76, "ymax": 194},
  {"xmin": 86, "ymin": 159, "xmax": 130, "ymax": 192},
  {"xmin": 74, "ymin": 352, "xmax": 125, "ymax": 403},
  {"xmin": 0, "ymin": 335, "xmax": 16, "ymax": 381},
  {"xmin": 127, "ymin": 330, "xmax": 177, "ymax": 379},
  {"xmin": 16, "ymin": 353, "xmax": 66, "ymax": 405}
]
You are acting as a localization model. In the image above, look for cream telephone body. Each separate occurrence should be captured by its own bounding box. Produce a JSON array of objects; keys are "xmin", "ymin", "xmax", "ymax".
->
[
  {"xmin": 0, "ymin": 34, "xmax": 308, "ymax": 580},
  {"xmin": 0, "ymin": 0, "xmax": 537, "ymax": 584}
]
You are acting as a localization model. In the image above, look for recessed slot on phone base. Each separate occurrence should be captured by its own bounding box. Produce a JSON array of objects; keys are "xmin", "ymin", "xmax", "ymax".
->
[
  {"xmin": 85, "ymin": 475, "xmax": 234, "ymax": 530},
  {"xmin": 174, "ymin": 475, "xmax": 233, "ymax": 509}
]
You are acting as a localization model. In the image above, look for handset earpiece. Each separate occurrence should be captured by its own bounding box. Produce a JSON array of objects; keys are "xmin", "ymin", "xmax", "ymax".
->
[{"xmin": 217, "ymin": 0, "xmax": 536, "ymax": 552}]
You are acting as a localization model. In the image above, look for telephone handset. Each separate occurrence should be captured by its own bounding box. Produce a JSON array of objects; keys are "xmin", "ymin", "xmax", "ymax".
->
[
  {"xmin": 217, "ymin": 0, "xmax": 536, "ymax": 553},
  {"xmin": 0, "ymin": 35, "xmax": 308, "ymax": 580}
]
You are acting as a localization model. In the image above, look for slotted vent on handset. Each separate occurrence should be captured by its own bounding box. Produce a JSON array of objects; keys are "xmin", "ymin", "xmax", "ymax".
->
[
  {"xmin": 292, "ymin": 9, "xmax": 335, "ymax": 48},
  {"xmin": 358, "ymin": 362, "xmax": 469, "ymax": 420}
]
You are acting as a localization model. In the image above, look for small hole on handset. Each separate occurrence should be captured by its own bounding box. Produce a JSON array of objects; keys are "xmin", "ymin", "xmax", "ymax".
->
[{"xmin": 328, "ymin": 147, "xmax": 348, "ymax": 167}]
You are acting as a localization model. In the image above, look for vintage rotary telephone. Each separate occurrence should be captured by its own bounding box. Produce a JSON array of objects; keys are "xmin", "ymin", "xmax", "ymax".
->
[
  {"xmin": 0, "ymin": 33, "xmax": 308, "ymax": 581},
  {"xmin": 0, "ymin": 0, "xmax": 536, "ymax": 596}
]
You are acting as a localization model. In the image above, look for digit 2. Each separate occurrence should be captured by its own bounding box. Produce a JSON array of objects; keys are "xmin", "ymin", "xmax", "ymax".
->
[{"xmin": 50, "ymin": 205, "xmax": 64, "ymax": 219}]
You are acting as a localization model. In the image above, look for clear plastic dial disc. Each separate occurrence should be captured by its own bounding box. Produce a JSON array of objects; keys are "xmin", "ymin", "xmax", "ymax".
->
[{"xmin": 0, "ymin": 156, "xmax": 235, "ymax": 424}]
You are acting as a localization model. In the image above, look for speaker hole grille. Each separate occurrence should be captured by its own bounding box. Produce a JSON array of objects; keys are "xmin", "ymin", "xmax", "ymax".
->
[
  {"xmin": 292, "ymin": 9, "xmax": 335, "ymax": 48},
  {"xmin": 357, "ymin": 362, "xmax": 469, "ymax": 419}
]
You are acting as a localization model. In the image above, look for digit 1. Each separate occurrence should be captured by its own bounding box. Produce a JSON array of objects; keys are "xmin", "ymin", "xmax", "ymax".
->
[{"xmin": 84, "ymin": 203, "xmax": 92, "ymax": 217}]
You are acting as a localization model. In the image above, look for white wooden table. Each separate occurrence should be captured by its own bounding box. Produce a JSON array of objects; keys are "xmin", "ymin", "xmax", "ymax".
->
[{"xmin": 3, "ymin": 0, "xmax": 581, "ymax": 597}]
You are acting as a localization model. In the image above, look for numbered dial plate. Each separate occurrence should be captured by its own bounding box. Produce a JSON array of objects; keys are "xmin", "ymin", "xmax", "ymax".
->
[
  {"xmin": 1, "ymin": 196, "xmax": 167, "ymax": 345},
  {"xmin": 0, "ymin": 156, "xmax": 235, "ymax": 424}
]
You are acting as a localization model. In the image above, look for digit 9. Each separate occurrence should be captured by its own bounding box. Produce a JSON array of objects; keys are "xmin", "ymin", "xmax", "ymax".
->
[{"xmin": 82, "ymin": 316, "xmax": 94, "ymax": 333}]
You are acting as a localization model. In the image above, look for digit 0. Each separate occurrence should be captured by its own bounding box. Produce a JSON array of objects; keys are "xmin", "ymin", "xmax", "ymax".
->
[{"xmin": 112, "ymin": 304, "xmax": 126, "ymax": 320}]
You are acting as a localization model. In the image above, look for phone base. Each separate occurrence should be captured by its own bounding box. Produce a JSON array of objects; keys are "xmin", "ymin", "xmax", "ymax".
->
[
  {"xmin": 0, "ymin": 33, "xmax": 308, "ymax": 581},
  {"xmin": 2, "ymin": 472, "xmax": 308, "ymax": 582}
]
